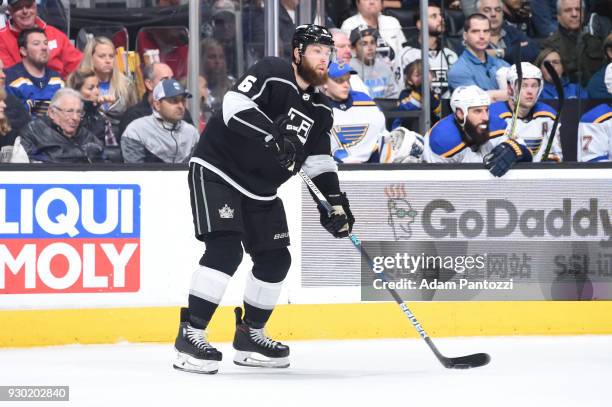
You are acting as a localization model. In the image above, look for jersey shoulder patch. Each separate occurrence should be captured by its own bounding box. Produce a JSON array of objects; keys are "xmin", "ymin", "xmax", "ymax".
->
[
  {"xmin": 490, "ymin": 101, "xmax": 512, "ymax": 119},
  {"xmin": 350, "ymin": 90, "xmax": 378, "ymax": 107},
  {"xmin": 488, "ymin": 114, "xmax": 508, "ymax": 138},
  {"xmin": 428, "ymin": 116, "xmax": 466, "ymax": 157},
  {"xmin": 532, "ymin": 102, "xmax": 557, "ymax": 120},
  {"xmin": 580, "ymin": 103, "xmax": 612, "ymax": 124}
]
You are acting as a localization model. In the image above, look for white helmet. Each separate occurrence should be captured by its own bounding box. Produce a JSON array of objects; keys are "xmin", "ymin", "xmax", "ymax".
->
[
  {"xmin": 450, "ymin": 85, "xmax": 490, "ymax": 126},
  {"xmin": 507, "ymin": 62, "xmax": 543, "ymax": 99}
]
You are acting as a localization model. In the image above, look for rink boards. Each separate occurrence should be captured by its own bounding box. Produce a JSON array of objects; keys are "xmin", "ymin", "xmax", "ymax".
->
[{"xmin": 1, "ymin": 165, "xmax": 612, "ymax": 346}]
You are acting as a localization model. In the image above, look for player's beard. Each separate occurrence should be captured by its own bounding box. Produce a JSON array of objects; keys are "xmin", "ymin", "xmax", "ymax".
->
[
  {"xmin": 463, "ymin": 119, "xmax": 489, "ymax": 147},
  {"xmin": 297, "ymin": 57, "xmax": 328, "ymax": 87}
]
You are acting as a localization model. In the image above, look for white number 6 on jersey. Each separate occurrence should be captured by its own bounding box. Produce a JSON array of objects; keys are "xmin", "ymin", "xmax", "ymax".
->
[{"xmin": 238, "ymin": 75, "xmax": 257, "ymax": 92}]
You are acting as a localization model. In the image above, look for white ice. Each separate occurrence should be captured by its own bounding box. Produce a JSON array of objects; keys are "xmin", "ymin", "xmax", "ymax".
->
[{"xmin": 0, "ymin": 336, "xmax": 610, "ymax": 407}]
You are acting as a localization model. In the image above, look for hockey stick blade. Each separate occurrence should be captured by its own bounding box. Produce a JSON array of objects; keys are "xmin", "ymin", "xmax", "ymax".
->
[
  {"xmin": 441, "ymin": 352, "xmax": 491, "ymax": 369},
  {"xmin": 541, "ymin": 61, "xmax": 564, "ymax": 161},
  {"xmin": 298, "ymin": 170, "xmax": 491, "ymax": 370}
]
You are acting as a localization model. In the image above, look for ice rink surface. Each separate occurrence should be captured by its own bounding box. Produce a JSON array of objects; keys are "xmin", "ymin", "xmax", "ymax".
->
[{"xmin": 0, "ymin": 335, "xmax": 610, "ymax": 407}]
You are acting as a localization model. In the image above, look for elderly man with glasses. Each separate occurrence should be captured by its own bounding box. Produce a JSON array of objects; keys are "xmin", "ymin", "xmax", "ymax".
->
[{"xmin": 20, "ymin": 87, "xmax": 106, "ymax": 163}]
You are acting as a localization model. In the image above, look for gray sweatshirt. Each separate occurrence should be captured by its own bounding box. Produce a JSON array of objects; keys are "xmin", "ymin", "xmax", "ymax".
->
[{"xmin": 121, "ymin": 112, "xmax": 199, "ymax": 163}]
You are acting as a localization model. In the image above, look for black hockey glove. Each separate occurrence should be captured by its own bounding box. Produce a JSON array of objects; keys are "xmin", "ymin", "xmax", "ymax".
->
[
  {"xmin": 264, "ymin": 115, "xmax": 306, "ymax": 173},
  {"xmin": 483, "ymin": 139, "xmax": 526, "ymax": 177},
  {"xmin": 318, "ymin": 192, "xmax": 355, "ymax": 238}
]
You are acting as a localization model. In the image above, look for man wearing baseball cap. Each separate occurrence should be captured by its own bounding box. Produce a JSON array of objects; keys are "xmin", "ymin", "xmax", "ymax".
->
[
  {"xmin": 323, "ymin": 61, "xmax": 423, "ymax": 164},
  {"xmin": 121, "ymin": 78, "xmax": 199, "ymax": 163},
  {"xmin": 0, "ymin": 0, "xmax": 82, "ymax": 78},
  {"xmin": 349, "ymin": 25, "xmax": 400, "ymax": 98}
]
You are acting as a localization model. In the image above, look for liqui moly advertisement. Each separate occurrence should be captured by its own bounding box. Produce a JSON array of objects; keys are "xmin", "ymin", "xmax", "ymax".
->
[{"xmin": 0, "ymin": 184, "xmax": 141, "ymax": 294}]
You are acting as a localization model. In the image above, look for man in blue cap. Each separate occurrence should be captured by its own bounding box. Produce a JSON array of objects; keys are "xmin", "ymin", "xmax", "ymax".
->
[
  {"xmin": 323, "ymin": 61, "xmax": 423, "ymax": 163},
  {"xmin": 121, "ymin": 78, "xmax": 199, "ymax": 163}
]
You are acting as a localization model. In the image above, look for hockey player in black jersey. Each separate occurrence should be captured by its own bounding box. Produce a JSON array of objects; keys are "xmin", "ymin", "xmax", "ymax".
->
[{"xmin": 173, "ymin": 24, "xmax": 355, "ymax": 374}]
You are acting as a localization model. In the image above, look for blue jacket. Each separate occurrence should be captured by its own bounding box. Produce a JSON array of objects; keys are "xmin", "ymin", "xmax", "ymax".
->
[
  {"xmin": 586, "ymin": 65, "xmax": 612, "ymax": 99},
  {"xmin": 448, "ymin": 48, "xmax": 509, "ymax": 91},
  {"xmin": 539, "ymin": 79, "xmax": 589, "ymax": 100},
  {"xmin": 5, "ymin": 63, "xmax": 64, "ymax": 117}
]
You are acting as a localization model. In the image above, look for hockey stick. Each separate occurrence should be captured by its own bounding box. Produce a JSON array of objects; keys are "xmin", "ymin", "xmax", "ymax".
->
[
  {"xmin": 541, "ymin": 61, "xmax": 564, "ymax": 161},
  {"xmin": 508, "ymin": 45, "xmax": 523, "ymax": 140},
  {"xmin": 298, "ymin": 169, "xmax": 491, "ymax": 369}
]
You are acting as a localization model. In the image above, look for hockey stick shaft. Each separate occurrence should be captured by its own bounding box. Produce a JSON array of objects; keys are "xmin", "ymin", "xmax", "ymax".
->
[
  {"xmin": 541, "ymin": 61, "xmax": 564, "ymax": 161},
  {"xmin": 508, "ymin": 45, "xmax": 523, "ymax": 140},
  {"xmin": 299, "ymin": 170, "xmax": 450, "ymax": 359}
]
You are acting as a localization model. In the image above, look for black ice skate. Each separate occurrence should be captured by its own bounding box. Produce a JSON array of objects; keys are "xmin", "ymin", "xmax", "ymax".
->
[
  {"xmin": 173, "ymin": 307, "xmax": 222, "ymax": 374},
  {"xmin": 232, "ymin": 307, "xmax": 290, "ymax": 368}
]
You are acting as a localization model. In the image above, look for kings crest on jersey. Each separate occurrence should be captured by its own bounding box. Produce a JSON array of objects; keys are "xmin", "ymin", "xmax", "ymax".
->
[
  {"xmin": 489, "ymin": 101, "xmax": 562, "ymax": 162},
  {"xmin": 423, "ymin": 113, "xmax": 509, "ymax": 163},
  {"xmin": 192, "ymin": 57, "xmax": 334, "ymax": 197}
]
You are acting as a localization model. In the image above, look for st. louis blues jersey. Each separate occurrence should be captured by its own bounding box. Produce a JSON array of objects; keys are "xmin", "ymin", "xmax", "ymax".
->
[
  {"xmin": 192, "ymin": 57, "xmax": 337, "ymax": 198},
  {"xmin": 489, "ymin": 101, "xmax": 562, "ymax": 162},
  {"xmin": 5, "ymin": 63, "xmax": 64, "ymax": 117},
  {"xmin": 329, "ymin": 90, "xmax": 389, "ymax": 163},
  {"xmin": 577, "ymin": 103, "xmax": 612, "ymax": 162},
  {"xmin": 423, "ymin": 113, "xmax": 509, "ymax": 163}
]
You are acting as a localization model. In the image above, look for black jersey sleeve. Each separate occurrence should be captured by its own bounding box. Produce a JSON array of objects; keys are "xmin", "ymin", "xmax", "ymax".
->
[
  {"xmin": 221, "ymin": 58, "xmax": 293, "ymax": 142},
  {"xmin": 302, "ymin": 110, "xmax": 342, "ymax": 198}
]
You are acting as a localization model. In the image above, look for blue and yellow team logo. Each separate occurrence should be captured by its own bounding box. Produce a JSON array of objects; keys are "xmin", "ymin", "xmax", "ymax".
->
[
  {"xmin": 333, "ymin": 124, "xmax": 369, "ymax": 147},
  {"xmin": 523, "ymin": 138, "xmax": 543, "ymax": 155}
]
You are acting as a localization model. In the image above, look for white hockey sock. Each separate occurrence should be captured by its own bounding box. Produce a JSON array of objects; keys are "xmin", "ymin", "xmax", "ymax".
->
[{"xmin": 189, "ymin": 266, "xmax": 231, "ymax": 305}]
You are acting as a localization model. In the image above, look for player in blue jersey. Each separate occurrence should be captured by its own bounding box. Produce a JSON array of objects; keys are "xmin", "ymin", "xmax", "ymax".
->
[
  {"xmin": 322, "ymin": 61, "xmax": 423, "ymax": 164},
  {"xmin": 489, "ymin": 63, "xmax": 562, "ymax": 162},
  {"xmin": 423, "ymin": 85, "xmax": 532, "ymax": 176}
]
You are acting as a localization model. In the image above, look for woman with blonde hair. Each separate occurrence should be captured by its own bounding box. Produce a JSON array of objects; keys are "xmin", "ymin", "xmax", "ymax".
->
[
  {"xmin": 200, "ymin": 38, "xmax": 235, "ymax": 111},
  {"xmin": 79, "ymin": 36, "xmax": 138, "ymax": 133}
]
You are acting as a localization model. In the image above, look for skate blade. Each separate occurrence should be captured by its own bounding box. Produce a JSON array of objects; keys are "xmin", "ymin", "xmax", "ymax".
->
[
  {"xmin": 173, "ymin": 351, "xmax": 219, "ymax": 374},
  {"xmin": 233, "ymin": 350, "xmax": 290, "ymax": 368}
]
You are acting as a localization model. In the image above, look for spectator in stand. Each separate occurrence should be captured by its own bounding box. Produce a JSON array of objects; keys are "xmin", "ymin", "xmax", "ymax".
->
[
  {"xmin": 137, "ymin": 27, "xmax": 189, "ymax": 80},
  {"xmin": 329, "ymin": 28, "xmax": 370, "ymax": 96},
  {"xmin": 0, "ymin": 58, "xmax": 29, "ymax": 149},
  {"xmin": 535, "ymin": 48, "xmax": 588, "ymax": 99},
  {"xmin": 398, "ymin": 2, "xmax": 458, "ymax": 98},
  {"xmin": 587, "ymin": 33, "xmax": 612, "ymax": 98},
  {"xmin": 542, "ymin": 0, "xmax": 604, "ymax": 87},
  {"xmin": 20, "ymin": 88, "xmax": 106, "ymax": 163},
  {"xmin": 448, "ymin": 13, "xmax": 509, "ymax": 101},
  {"xmin": 67, "ymin": 68, "xmax": 117, "ymax": 147},
  {"xmin": 211, "ymin": 0, "xmax": 238, "ymax": 77},
  {"xmin": 341, "ymin": 0, "xmax": 406, "ymax": 61},
  {"xmin": 200, "ymin": 38, "xmax": 235, "ymax": 112},
  {"xmin": 118, "ymin": 62, "xmax": 192, "ymax": 137},
  {"xmin": 393, "ymin": 60, "xmax": 441, "ymax": 130},
  {"xmin": 477, "ymin": 0, "xmax": 539, "ymax": 64},
  {"xmin": 121, "ymin": 79, "xmax": 198, "ymax": 164},
  {"xmin": 79, "ymin": 36, "xmax": 138, "ymax": 137},
  {"xmin": 5, "ymin": 27, "xmax": 64, "ymax": 117},
  {"xmin": 0, "ymin": 0, "xmax": 82, "ymax": 78},
  {"xmin": 350, "ymin": 26, "xmax": 400, "ymax": 99},
  {"xmin": 247, "ymin": 0, "xmax": 298, "ymax": 60},
  {"xmin": 501, "ymin": 0, "xmax": 552, "ymax": 38}
]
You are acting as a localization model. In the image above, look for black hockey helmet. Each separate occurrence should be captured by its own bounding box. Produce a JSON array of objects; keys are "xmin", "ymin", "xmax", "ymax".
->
[{"xmin": 292, "ymin": 24, "xmax": 335, "ymax": 63}]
